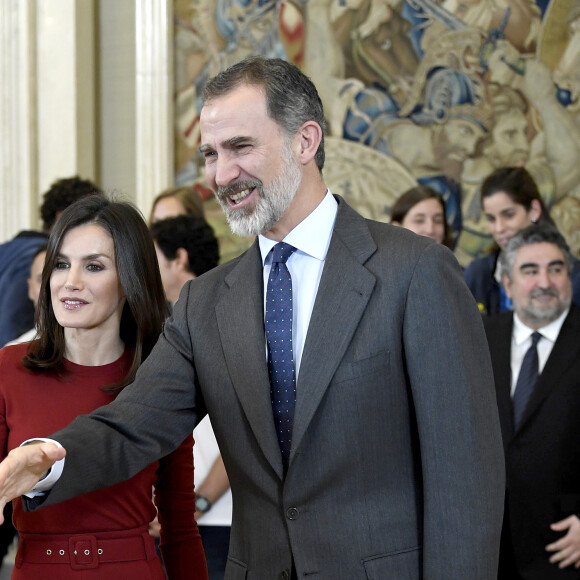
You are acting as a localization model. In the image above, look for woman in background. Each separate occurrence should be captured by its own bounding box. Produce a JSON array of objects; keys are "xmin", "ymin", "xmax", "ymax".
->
[
  {"xmin": 464, "ymin": 166, "xmax": 580, "ymax": 315},
  {"xmin": 0, "ymin": 195, "xmax": 207, "ymax": 579},
  {"xmin": 149, "ymin": 186, "xmax": 205, "ymax": 224},
  {"xmin": 390, "ymin": 185, "xmax": 453, "ymax": 248}
]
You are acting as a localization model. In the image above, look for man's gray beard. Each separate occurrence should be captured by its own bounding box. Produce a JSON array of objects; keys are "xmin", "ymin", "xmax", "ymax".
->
[
  {"xmin": 217, "ymin": 144, "xmax": 302, "ymax": 238},
  {"xmin": 516, "ymin": 289, "xmax": 571, "ymax": 326}
]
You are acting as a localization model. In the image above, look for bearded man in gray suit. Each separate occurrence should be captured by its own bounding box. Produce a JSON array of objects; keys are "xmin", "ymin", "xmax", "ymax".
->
[{"xmin": 0, "ymin": 56, "xmax": 504, "ymax": 580}]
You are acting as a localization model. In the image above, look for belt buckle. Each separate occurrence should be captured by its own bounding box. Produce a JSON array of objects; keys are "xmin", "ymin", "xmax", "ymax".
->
[{"xmin": 69, "ymin": 535, "xmax": 99, "ymax": 570}]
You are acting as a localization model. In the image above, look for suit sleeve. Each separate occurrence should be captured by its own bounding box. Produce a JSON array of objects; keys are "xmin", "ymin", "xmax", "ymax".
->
[
  {"xmin": 155, "ymin": 433, "xmax": 208, "ymax": 580},
  {"xmin": 40, "ymin": 285, "xmax": 206, "ymax": 507},
  {"xmin": 403, "ymin": 243, "xmax": 505, "ymax": 579}
]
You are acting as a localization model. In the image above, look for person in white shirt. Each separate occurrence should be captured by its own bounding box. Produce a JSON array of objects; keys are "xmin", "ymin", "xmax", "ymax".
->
[
  {"xmin": 484, "ymin": 223, "xmax": 580, "ymax": 579},
  {"xmin": 150, "ymin": 215, "xmax": 230, "ymax": 579}
]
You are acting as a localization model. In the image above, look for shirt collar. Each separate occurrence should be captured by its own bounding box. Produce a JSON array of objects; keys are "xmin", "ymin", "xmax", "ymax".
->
[
  {"xmin": 494, "ymin": 256, "xmax": 502, "ymax": 284},
  {"xmin": 513, "ymin": 307, "xmax": 570, "ymax": 346},
  {"xmin": 259, "ymin": 190, "xmax": 338, "ymax": 265}
]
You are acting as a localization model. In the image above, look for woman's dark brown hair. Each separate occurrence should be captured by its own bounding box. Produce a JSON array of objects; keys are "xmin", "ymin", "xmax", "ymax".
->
[
  {"xmin": 480, "ymin": 166, "xmax": 556, "ymax": 227},
  {"xmin": 390, "ymin": 185, "xmax": 453, "ymax": 248},
  {"xmin": 24, "ymin": 195, "xmax": 169, "ymax": 390}
]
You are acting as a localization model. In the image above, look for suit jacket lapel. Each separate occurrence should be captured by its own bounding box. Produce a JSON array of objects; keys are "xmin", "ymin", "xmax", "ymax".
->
[
  {"xmin": 215, "ymin": 242, "xmax": 284, "ymax": 478},
  {"xmin": 518, "ymin": 305, "xmax": 580, "ymax": 430},
  {"xmin": 290, "ymin": 200, "xmax": 377, "ymax": 465},
  {"xmin": 214, "ymin": 199, "xmax": 378, "ymax": 476}
]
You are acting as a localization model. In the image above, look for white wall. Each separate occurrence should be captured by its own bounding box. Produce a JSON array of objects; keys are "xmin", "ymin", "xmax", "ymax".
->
[{"xmin": 0, "ymin": 0, "xmax": 173, "ymax": 242}]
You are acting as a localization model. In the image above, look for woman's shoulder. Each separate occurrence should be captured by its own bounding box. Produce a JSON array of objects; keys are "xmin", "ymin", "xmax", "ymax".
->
[
  {"xmin": 0, "ymin": 342, "xmax": 30, "ymax": 368},
  {"xmin": 464, "ymin": 252, "xmax": 498, "ymax": 280},
  {"xmin": 0, "ymin": 343, "xmax": 33, "ymax": 398}
]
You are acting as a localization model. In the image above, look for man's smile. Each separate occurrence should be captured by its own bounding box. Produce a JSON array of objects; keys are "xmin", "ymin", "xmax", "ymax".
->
[
  {"xmin": 229, "ymin": 187, "xmax": 254, "ymax": 205},
  {"xmin": 218, "ymin": 180, "xmax": 261, "ymax": 208}
]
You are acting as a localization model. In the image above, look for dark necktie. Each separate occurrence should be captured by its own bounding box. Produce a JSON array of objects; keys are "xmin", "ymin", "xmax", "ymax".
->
[
  {"xmin": 513, "ymin": 331, "xmax": 542, "ymax": 429},
  {"xmin": 265, "ymin": 242, "xmax": 297, "ymax": 468}
]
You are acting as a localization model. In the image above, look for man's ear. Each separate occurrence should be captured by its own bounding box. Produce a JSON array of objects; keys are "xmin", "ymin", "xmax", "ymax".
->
[
  {"xmin": 502, "ymin": 273, "xmax": 512, "ymax": 299},
  {"xmin": 27, "ymin": 278, "xmax": 35, "ymax": 303},
  {"xmin": 175, "ymin": 247, "xmax": 190, "ymax": 272},
  {"xmin": 295, "ymin": 121, "xmax": 322, "ymax": 165}
]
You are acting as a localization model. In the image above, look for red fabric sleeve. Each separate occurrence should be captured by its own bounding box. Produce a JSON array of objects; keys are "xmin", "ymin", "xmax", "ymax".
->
[
  {"xmin": 0, "ymin": 348, "xmax": 8, "ymax": 461},
  {"xmin": 155, "ymin": 433, "xmax": 208, "ymax": 580}
]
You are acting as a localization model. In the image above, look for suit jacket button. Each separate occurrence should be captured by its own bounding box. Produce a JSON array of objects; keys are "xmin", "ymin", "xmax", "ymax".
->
[
  {"xmin": 286, "ymin": 507, "xmax": 299, "ymax": 520},
  {"xmin": 280, "ymin": 570, "xmax": 290, "ymax": 580}
]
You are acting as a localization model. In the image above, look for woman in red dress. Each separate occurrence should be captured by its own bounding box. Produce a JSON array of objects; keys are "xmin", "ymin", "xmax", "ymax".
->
[{"xmin": 0, "ymin": 195, "xmax": 208, "ymax": 579}]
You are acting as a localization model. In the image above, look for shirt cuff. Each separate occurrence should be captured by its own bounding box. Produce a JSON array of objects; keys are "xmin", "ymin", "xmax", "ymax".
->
[{"xmin": 20, "ymin": 438, "xmax": 65, "ymax": 498}]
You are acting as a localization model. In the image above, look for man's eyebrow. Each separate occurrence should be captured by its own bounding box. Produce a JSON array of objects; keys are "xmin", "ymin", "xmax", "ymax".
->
[
  {"xmin": 518, "ymin": 259, "xmax": 565, "ymax": 271},
  {"xmin": 199, "ymin": 136, "xmax": 254, "ymax": 154},
  {"xmin": 221, "ymin": 136, "xmax": 255, "ymax": 149},
  {"xmin": 518, "ymin": 262, "xmax": 539, "ymax": 270}
]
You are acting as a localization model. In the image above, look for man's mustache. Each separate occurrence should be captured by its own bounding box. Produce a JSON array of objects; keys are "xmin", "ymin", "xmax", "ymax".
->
[
  {"xmin": 530, "ymin": 288, "xmax": 559, "ymax": 299},
  {"xmin": 218, "ymin": 180, "xmax": 261, "ymax": 197}
]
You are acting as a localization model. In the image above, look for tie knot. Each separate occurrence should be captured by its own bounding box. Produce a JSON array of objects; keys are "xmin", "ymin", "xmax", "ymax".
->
[
  {"xmin": 271, "ymin": 242, "xmax": 296, "ymax": 264},
  {"xmin": 531, "ymin": 331, "xmax": 542, "ymax": 347}
]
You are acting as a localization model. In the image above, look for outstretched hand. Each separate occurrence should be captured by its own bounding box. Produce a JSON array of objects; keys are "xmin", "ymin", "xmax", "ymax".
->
[
  {"xmin": 0, "ymin": 442, "xmax": 66, "ymax": 524},
  {"xmin": 546, "ymin": 515, "xmax": 580, "ymax": 569}
]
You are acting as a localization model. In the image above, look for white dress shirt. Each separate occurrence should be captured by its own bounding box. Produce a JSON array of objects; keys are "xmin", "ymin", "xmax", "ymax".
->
[
  {"xmin": 193, "ymin": 416, "xmax": 232, "ymax": 526},
  {"xmin": 259, "ymin": 190, "xmax": 338, "ymax": 381},
  {"xmin": 510, "ymin": 308, "xmax": 569, "ymax": 396}
]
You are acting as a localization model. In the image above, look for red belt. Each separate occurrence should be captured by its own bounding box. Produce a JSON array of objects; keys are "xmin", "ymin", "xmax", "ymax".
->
[{"xmin": 17, "ymin": 530, "xmax": 155, "ymax": 570}]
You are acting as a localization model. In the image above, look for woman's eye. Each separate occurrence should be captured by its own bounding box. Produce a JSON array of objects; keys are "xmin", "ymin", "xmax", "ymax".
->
[{"xmin": 87, "ymin": 263, "xmax": 103, "ymax": 272}]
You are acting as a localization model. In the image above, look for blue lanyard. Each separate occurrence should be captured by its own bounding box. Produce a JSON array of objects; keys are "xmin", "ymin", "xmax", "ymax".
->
[{"xmin": 499, "ymin": 285, "xmax": 513, "ymax": 313}]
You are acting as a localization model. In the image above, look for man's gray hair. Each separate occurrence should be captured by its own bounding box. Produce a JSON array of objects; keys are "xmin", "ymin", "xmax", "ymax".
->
[
  {"xmin": 202, "ymin": 56, "xmax": 327, "ymax": 171},
  {"xmin": 500, "ymin": 224, "xmax": 574, "ymax": 281}
]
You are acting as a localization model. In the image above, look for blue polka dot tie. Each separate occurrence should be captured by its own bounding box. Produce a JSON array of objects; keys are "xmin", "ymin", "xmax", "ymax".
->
[
  {"xmin": 513, "ymin": 331, "xmax": 542, "ymax": 430},
  {"xmin": 265, "ymin": 242, "xmax": 297, "ymax": 469}
]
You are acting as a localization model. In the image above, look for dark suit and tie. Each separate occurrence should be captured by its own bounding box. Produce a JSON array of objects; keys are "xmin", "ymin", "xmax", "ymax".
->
[
  {"xmin": 512, "ymin": 330, "xmax": 542, "ymax": 430},
  {"xmin": 0, "ymin": 57, "xmax": 505, "ymax": 579},
  {"xmin": 484, "ymin": 224, "xmax": 580, "ymax": 579}
]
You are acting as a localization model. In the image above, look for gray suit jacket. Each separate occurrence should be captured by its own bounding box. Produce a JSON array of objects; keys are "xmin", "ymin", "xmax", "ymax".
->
[{"xmin": 44, "ymin": 196, "xmax": 505, "ymax": 579}]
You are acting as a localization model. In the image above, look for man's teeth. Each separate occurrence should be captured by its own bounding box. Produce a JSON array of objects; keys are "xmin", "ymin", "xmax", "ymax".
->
[{"xmin": 229, "ymin": 189, "xmax": 251, "ymax": 204}]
